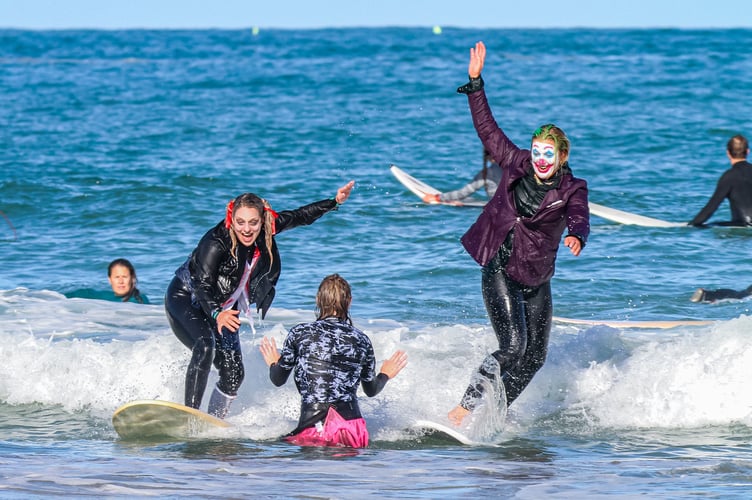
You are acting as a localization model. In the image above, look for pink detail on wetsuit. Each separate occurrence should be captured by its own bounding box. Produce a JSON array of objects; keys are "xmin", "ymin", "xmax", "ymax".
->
[
  {"xmin": 285, "ymin": 407, "xmax": 369, "ymax": 448},
  {"xmin": 221, "ymin": 247, "xmax": 261, "ymax": 333}
]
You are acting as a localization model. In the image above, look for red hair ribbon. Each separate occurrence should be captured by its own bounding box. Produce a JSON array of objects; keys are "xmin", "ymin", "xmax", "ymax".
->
[
  {"xmin": 264, "ymin": 206, "xmax": 279, "ymax": 235},
  {"xmin": 224, "ymin": 200, "xmax": 235, "ymax": 229}
]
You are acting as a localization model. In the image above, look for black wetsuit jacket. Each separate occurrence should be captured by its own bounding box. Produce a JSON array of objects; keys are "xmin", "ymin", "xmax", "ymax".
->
[
  {"xmin": 690, "ymin": 160, "xmax": 752, "ymax": 226},
  {"xmin": 174, "ymin": 198, "xmax": 338, "ymax": 320}
]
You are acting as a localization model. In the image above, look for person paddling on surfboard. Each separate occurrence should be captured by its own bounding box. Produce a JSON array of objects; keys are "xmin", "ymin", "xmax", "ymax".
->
[
  {"xmin": 165, "ymin": 182, "xmax": 354, "ymax": 419},
  {"xmin": 259, "ymin": 274, "xmax": 408, "ymax": 448},
  {"xmin": 422, "ymin": 148, "xmax": 502, "ymax": 206},
  {"xmin": 690, "ymin": 284, "xmax": 752, "ymax": 303},
  {"xmin": 689, "ymin": 134, "xmax": 752, "ymax": 227},
  {"xmin": 447, "ymin": 41, "xmax": 590, "ymax": 427}
]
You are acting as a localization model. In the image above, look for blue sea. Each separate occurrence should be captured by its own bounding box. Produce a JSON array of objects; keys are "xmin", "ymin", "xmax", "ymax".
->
[{"xmin": 1, "ymin": 27, "xmax": 752, "ymax": 498}]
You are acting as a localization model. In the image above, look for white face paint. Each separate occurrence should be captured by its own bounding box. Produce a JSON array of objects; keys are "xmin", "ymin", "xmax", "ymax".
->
[{"xmin": 531, "ymin": 140, "xmax": 559, "ymax": 180}]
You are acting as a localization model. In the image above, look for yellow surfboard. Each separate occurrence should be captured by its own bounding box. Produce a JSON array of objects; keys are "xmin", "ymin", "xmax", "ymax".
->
[{"xmin": 112, "ymin": 400, "xmax": 231, "ymax": 440}]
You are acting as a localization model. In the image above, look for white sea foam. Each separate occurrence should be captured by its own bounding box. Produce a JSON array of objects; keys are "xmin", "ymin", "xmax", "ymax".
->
[{"xmin": 1, "ymin": 288, "xmax": 750, "ymax": 443}]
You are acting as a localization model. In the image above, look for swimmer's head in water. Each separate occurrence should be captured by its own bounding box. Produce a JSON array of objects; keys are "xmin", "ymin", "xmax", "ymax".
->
[{"xmin": 108, "ymin": 258, "xmax": 137, "ymax": 297}]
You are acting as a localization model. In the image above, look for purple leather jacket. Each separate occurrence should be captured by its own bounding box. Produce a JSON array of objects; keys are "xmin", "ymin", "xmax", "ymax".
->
[{"xmin": 460, "ymin": 88, "xmax": 590, "ymax": 287}]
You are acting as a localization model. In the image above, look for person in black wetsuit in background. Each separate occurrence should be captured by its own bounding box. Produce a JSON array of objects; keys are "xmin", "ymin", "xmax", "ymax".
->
[
  {"xmin": 422, "ymin": 148, "xmax": 503, "ymax": 206},
  {"xmin": 689, "ymin": 135, "xmax": 752, "ymax": 226},
  {"xmin": 690, "ymin": 284, "xmax": 752, "ymax": 303}
]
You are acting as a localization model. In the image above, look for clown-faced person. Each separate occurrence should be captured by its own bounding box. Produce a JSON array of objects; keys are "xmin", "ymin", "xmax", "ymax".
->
[{"xmin": 448, "ymin": 41, "xmax": 590, "ymax": 427}]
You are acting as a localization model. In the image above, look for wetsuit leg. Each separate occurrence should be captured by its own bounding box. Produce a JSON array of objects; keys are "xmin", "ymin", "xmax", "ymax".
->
[
  {"xmin": 212, "ymin": 327, "xmax": 245, "ymax": 396},
  {"xmin": 702, "ymin": 286, "xmax": 752, "ymax": 302},
  {"xmin": 502, "ymin": 281, "xmax": 552, "ymax": 405},
  {"xmin": 164, "ymin": 277, "xmax": 216, "ymax": 409},
  {"xmin": 460, "ymin": 268, "xmax": 527, "ymax": 411}
]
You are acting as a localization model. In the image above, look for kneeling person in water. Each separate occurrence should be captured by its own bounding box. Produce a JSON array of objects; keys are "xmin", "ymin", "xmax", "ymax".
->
[{"xmin": 259, "ymin": 274, "xmax": 407, "ymax": 448}]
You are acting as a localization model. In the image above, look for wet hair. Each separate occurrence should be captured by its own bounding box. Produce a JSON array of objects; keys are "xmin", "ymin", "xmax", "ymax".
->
[
  {"xmin": 532, "ymin": 124, "xmax": 570, "ymax": 159},
  {"xmin": 108, "ymin": 258, "xmax": 145, "ymax": 304},
  {"xmin": 315, "ymin": 273, "xmax": 352, "ymax": 325},
  {"xmin": 727, "ymin": 134, "xmax": 749, "ymax": 160},
  {"xmin": 228, "ymin": 193, "xmax": 276, "ymax": 267}
]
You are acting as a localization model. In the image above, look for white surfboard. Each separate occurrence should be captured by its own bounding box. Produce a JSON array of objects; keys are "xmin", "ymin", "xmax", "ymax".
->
[
  {"xmin": 588, "ymin": 202, "xmax": 687, "ymax": 228},
  {"xmin": 390, "ymin": 164, "xmax": 687, "ymax": 227},
  {"xmin": 411, "ymin": 419, "xmax": 480, "ymax": 446},
  {"xmin": 390, "ymin": 165, "xmax": 487, "ymax": 207},
  {"xmin": 553, "ymin": 316, "xmax": 713, "ymax": 329},
  {"xmin": 112, "ymin": 400, "xmax": 231, "ymax": 440}
]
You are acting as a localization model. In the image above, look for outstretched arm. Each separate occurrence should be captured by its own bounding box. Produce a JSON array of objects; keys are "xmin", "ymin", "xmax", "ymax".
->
[{"xmin": 273, "ymin": 180, "xmax": 355, "ymax": 234}]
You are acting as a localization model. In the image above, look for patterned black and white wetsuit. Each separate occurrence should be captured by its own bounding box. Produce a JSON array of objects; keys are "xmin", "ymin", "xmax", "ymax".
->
[{"xmin": 269, "ymin": 317, "xmax": 389, "ymax": 434}]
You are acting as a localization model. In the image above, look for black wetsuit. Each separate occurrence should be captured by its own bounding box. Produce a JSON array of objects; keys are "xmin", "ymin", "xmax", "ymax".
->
[
  {"xmin": 690, "ymin": 160, "xmax": 752, "ymax": 226},
  {"xmin": 460, "ymin": 168, "xmax": 564, "ymax": 410},
  {"xmin": 699, "ymin": 285, "xmax": 752, "ymax": 303},
  {"xmin": 165, "ymin": 199, "xmax": 339, "ymax": 410}
]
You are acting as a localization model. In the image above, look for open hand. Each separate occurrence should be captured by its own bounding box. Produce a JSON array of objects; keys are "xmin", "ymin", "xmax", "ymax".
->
[
  {"xmin": 379, "ymin": 350, "xmax": 408, "ymax": 379},
  {"xmin": 216, "ymin": 309, "xmax": 241, "ymax": 333},
  {"xmin": 468, "ymin": 41, "xmax": 486, "ymax": 78},
  {"xmin": 335, "ymin": 180, "xmax": 355, "ymax": 204},
  {"xmin": 259, "ymin": 336, "xmax": 281, "ymax": 366}
]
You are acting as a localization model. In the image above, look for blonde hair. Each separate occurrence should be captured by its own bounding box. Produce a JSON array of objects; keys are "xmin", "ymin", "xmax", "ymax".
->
[
  {"xmin": 315, "ymin": 274, "xmax": 352, "ymax": 324},
  {"xmin": 228, "ymin": 193, "xmax": 276, "ymax": 268}
]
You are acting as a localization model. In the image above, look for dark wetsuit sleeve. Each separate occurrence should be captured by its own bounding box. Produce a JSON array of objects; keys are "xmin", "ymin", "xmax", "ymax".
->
[
  {"xmin": 269, "ymin": 363, "xmax": 293, "ymax": 387},
  {"xmin": 361, "ymin": 373, "xmax": 389, "ymax": 397},
  {"xmin": 360, "ymin": 340, "xmax": 389, "ymax": 397},
  {"xmin": 690, "ymin": 171, "xmax": 733, "ymax": 226},
  {"xmin": 274, "ymin": 199, "xmax": 338, "ymax": 234},
  {"xmin": 566, "ymin": 182, "xmax": 590, "ymax": 246},
  {"xmin": 269, "ymin": 332, "xmax": 298, "ymax": 386},
  {"xmin": 466, "ymin": 87, "xmax": 530, "ymax": 175},
  {"xmin": 191, "ymin": 237, "xmax": 226, "ymax": 318}
]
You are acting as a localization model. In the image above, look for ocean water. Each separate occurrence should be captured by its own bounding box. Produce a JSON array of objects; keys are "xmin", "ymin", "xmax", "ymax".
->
[{"xmin": 1, "ymin": 27, "xmax": 752, "ymax": 498}]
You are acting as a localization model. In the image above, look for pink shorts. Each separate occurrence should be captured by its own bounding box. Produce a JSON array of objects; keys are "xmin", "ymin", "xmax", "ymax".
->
[{"xmin": 285, "ymin": 407, "xmax": 369, "ymax": 448}]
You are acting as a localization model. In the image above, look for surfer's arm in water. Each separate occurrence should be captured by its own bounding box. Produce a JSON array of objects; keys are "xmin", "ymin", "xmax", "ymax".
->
[{"xmin": 689, "ymin": 171, "xmax": 732, "ymax": 226}]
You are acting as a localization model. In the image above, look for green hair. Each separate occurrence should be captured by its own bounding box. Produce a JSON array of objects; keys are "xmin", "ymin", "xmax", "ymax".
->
[{"xmin": 532, "ymin": 124, "xmax": 570, "ymax": 157}]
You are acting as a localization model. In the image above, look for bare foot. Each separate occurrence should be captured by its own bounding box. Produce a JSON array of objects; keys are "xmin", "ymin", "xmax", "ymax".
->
[
  {"xmin": 447, "ymin": 405, "xmax": 470, "ymax": 426},
  {"xmin": 422, "ymin": 193, "xmax": 440, "ymax": 204}
]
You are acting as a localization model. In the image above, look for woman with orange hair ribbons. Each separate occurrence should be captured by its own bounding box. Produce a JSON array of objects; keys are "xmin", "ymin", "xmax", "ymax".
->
[
  {"xmin": 165, "ymin": 181, "xmax": 355, "ymax": 419},
  {"xmin": 448, "ymin": 42, "xmax": 590, "ymax": 427}
]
